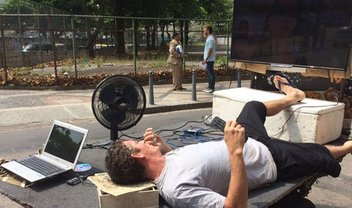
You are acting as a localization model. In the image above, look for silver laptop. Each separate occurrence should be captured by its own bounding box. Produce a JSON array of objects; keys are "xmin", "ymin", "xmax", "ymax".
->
[{"xmin": 1, "ymin": 120, "xmax": 88, "ymax": 183}]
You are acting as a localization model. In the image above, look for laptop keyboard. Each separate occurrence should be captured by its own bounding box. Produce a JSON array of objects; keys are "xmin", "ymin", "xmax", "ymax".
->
[{"xmin": 18, "ymin": 156, "xmax": 65, "ymax": 176}]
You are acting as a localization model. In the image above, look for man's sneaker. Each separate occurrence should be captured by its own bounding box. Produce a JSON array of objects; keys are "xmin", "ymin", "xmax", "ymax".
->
[{"xmin": 203, "ymin": 88, "xmax": 215, "ymax": 93}]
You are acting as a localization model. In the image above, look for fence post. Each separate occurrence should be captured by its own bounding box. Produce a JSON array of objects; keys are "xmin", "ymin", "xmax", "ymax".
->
[
  {"xmin": 71, "ymin": 17, "xmax": 78, "ymax": 79},
  {"xmin": 132, "ymin": 18, "xmax": 137, "ymax": 75},
  {"xmin": 226, "ymin": 20, "xmax": 230, "ymax": 71},
  {"xmin": 182, "ymin": 20, "xmax": 186, "ymax": 73},
  {"xmin": 18, "ymin": 8, "xmax": 25, "ymax": 66},
  {"xmin": 237, "ymin": 69, "xmax": 241, "ymax": 88},
  {"xmin": 192, "ymin": 69, "xmax": 197, "ymax": 101},
  {"xmin": 48, "ymin": 15, "xmax": 58, "ymax": 84},
  {"xmin": 0, "ymin": 16, "xmax": 8, "ymax": 85},
  {"xmin": 148, "ymin": 71, "xmax": 155, "ymax": 105},
  {"xmin": 36, "ymin": 5, "xmax": 43, "ymax": 63},
  {"xmin": 63, "ymin": 14, "xmax": 69, "ymax": 58}
]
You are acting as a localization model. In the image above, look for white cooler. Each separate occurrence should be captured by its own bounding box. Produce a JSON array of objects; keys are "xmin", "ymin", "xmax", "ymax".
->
[{"xmin": 212, "ymin": 88, "xmax": 345, "ymax": 144}]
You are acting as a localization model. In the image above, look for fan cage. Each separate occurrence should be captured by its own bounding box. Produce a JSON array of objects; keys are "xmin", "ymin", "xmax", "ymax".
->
[{"xmin": 92, "ymin": 75, "xmax": 146, "ymax": 131}]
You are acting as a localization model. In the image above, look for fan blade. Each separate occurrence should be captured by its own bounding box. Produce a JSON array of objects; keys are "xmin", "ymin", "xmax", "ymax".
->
[
  {"xmin": 101, "ymin": 106, "xmax": 126, "ymax": 126},
  {"xmin": 99, "ymin": 84, "xmax": 121, "ymax": 104},
  {"xmin": 121, "ymin": 85, "xmax": 139, "ymax": 110}
]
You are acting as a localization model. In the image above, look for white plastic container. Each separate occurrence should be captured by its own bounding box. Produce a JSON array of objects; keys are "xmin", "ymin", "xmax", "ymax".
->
[{"xmin": 212, "ymin": 88, "xmax": 345, "ymax": 144}]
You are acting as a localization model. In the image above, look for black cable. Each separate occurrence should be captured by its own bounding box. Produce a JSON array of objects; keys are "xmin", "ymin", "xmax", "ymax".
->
[
  {"xmin": 155, "ymin": 119, "xmax": 206, "ymax": 135},
  {"xmin": 72, "ymin": 172, "xmax": 96, "ymax": 187},
  {"xmin": 84, "ymin": 116, "xmax": 211, "ymax": 150}
]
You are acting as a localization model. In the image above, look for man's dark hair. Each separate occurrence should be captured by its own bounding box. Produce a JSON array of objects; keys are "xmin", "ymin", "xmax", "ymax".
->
[
  {"xmin": 172, "ymin": 32, "xmax": 180, "ymax": 39},
  {"xmin": 105, "ymin": 140, "xmax": 146, "ymax": 184},
  {"xmin": 205, "ymin": 26, "xmax": 213, "ymax": 34}
]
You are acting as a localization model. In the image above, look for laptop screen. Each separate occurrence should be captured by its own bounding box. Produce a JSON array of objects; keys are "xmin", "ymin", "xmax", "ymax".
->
[{"xmin": 43, "ymin": 124, "xmax": 85, "ymax": 163}]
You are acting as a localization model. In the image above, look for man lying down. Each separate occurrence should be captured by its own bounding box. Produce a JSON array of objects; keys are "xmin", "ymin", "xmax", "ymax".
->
[{"xmin": 105, "ymin": 75, "xmax": 352, "ymax": 208}]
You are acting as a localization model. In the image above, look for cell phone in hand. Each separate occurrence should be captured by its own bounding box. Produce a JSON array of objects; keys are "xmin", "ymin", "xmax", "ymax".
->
[{"xmin": 210, "ymin": 116, "xmax": 248, "ymax": 142}]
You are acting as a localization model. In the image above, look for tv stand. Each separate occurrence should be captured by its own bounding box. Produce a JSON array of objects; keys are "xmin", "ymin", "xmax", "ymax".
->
[{"xmin": 269, "ymin": 63, "xmax": 310, "ymax": 73}]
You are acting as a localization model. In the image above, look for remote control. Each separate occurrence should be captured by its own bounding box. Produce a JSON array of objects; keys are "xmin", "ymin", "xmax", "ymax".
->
[
  {"xmin": 66, "ymin": 176, "xmax": 82, "ymax": 186},
  {"xmin": 210, "ymin": 116, "xmax": 248, "ymax": 142},
  {"xmin": 210, "ymin": 116, "xmax": 226, "ymax": 132}
]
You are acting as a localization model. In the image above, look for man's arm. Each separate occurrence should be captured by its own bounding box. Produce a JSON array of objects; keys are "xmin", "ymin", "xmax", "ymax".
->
[
  {"xmin": 202, "ymin": 47, "xmax": 213, "ymax": 64},
  {"xmin": 223, "ymin": 121, "xmax": 248, "ymax": 208},
  {"xmin": 143, "ymin": 128, "xmax": 172, "ymax": 154},
  {"xmin": 205, "ymin": 47, "xmax": 213, "ymax": 61},
  {"xmin": 169, "ymin": 41, "xmax": 183, "ymax": 59}
]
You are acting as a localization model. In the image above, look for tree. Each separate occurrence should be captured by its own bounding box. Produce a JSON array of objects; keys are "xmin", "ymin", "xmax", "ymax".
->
[
  {"xmin": 113, "ymin": 0, "xmax": 126, "ymax": 55},
  {"xmin": 2, "ymin": 0, "xmax": 233, "ymax": 55}
]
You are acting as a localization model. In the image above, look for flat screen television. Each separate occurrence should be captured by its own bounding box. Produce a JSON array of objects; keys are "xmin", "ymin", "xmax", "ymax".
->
[{"xmin": 231, "ymin": 0, "xmax": 352, "ymax": 71}]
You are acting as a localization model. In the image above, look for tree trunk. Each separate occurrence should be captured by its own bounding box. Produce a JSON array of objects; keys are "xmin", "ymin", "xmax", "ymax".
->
[
  {"xmin": 115, "ymin": 0, "xmax": 126, "ymax": 55},
  {"xmin": 87, "ymin": 30, "xmax": 98, "ymax": 58},
  {"xmin": 185, "ymin": 21, "xmax": 189, "ymax": 46},
  {"xmin": 145, "ymin": 23, "xmax": 151, "ymax": 49},
  {"xmin": 151, "ymin": 24, "xmax": 157, "ymax": 49},
  {"xmin": 179, "ymin": 21, "xmax": 184, "ymax": 44},
  {"xmin": 166, "ymin": 24, "xmax": 171, "ymax": 42},
  {"xmin": 160, "ymin": 23, "xmax": 166, "ymax": 46}
]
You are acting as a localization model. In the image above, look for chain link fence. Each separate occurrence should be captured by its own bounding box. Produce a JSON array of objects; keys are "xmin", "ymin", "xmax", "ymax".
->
[{"xmin": 0, "ymin": 12, "xmax": 232, "ymax": 85}]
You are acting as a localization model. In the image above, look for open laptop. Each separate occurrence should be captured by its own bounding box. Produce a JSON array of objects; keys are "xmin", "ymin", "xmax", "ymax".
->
[{"xmin": 1, "ymin": 120, "xmax": 88, "ymax": 183}]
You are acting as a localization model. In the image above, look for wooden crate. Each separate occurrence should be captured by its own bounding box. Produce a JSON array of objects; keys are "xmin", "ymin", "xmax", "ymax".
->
[{"xmin": 97, "ymin": 187, "xmax": 159, "ymax": 208}]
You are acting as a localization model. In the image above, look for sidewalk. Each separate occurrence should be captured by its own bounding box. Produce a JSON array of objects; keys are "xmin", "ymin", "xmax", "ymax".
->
[{"xmin": 0, "ymin": 80, "xmax": 250, "ymax": 128}]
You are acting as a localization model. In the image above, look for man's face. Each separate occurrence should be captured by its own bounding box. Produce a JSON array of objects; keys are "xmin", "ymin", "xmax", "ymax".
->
[
  {"xmin": 175, "ymin": 34, "xmax": 181, "ymax": 41},
  {"xmin": 203, "ymin": 28, "xmax": 209, "ymax": 38},
  {"xmin": 123, "ymin": 139, "xmax": 162, "ymax": 157}
]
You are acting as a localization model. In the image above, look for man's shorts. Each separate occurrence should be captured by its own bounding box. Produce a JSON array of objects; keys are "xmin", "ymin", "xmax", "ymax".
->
[{"xmin": 236, "ymin": 101, "xmax": 341, "ymax": 180}]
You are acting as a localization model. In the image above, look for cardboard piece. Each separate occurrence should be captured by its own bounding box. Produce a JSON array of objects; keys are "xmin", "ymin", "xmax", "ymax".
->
[
  {"xmin": 88, "ymin": 173, "xmax": 159, "ymax": 208},
  {"xmin": 97, "ymin": 187, "xmax": 159, "ymax": 208},
  {"xmin": 88, "ymin": 172, "xmax": 156, "ymax": 197},
  {"xmin": 0, "ymin": 158, "xmax": 28, "ymax": 187}
]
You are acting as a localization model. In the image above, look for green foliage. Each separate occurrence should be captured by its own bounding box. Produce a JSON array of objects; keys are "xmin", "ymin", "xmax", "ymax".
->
[
  {"xmin": 216, "ymin": 55, "xmax": 228, "ymax": 68},
  {"xmin": 12, "ymin": 67, "xmax": 32, "ymax": 76},
  {"xmin": 1, "ymin": 0, "xmax": 233, "ymax": 19}
]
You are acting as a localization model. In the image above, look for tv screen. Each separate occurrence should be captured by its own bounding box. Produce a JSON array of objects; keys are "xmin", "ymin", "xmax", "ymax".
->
[{"xmin": 231, "ymin": 0, "xmax": 352, "ymax": 70}]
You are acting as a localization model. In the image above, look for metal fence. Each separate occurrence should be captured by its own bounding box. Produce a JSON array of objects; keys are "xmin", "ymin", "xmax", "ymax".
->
[{"xmin": 0, "ymin": 13, "xmax": 232, "ymax": 85}]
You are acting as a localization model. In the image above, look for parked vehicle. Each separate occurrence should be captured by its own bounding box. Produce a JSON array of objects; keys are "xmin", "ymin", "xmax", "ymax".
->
[{"xmin": 22, "ymin": 43, "xmax": 65, "ymax": 52}]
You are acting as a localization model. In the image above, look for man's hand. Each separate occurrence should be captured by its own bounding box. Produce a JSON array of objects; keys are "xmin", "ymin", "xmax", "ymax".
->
[
  {"xmin": 143, "ymin": 128, "xmax": 160, "ymax": 144},
  {"xmin": 224, "ymin": 121, "xmax": 246, "ymax": 154},
  {"xmin": 143, "ymin": 128, "xmax": 172, "ymax": 154},
  {"xmin": 223, "ymin": 120, "xmax": 248, "ymax": 208}
]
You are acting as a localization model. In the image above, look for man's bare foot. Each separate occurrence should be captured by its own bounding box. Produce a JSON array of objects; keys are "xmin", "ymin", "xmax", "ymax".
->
[
  {"xmin": 273, "ymin": 75, "xmax": 306, "ymax": 101},
  {"xmin": 343, "ymin": 140, "xmax": 352, "ymax": 153}
]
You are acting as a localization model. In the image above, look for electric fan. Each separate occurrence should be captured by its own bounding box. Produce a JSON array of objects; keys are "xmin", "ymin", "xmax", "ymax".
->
[{"xmin": 92, "ymin": 75, "xmax": 146, "ymax": 141}]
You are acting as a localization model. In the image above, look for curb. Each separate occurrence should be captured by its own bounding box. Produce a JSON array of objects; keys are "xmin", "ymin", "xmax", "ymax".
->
[
  {"xmin": 145, "ymin": 102, "xmax": 212, "ymax": 114},
  {"xmin": 0, "ymin": 102, "xmax": 213, "ymax": 128}
]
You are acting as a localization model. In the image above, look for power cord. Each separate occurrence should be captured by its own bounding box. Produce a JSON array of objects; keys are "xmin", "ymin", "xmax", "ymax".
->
[
  {"xmin": 270, "ymin": 100, "xmax": 340, "ymax": 137},
  {"xmin": 83, "ymin": 116, "xmax": 212, "ymax": 150}
]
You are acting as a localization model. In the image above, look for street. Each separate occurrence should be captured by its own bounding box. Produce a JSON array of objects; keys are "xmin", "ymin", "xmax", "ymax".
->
[
  {"xmin": 0, "ymin": 108, "xmax": 212, "ymax": 159},
  {"xmin": 1, "ymin": 108, "xmax": 352, "ymax": 207},
  {"xmin": 0, "ymin": 108, "xmax": 212, "ymax": 208}
]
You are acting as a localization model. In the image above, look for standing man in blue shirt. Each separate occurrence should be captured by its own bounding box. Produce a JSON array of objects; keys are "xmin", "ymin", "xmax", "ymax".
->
[{"xmin": 202, "ymin": 26, "xmax": 217, "ymax": 93}]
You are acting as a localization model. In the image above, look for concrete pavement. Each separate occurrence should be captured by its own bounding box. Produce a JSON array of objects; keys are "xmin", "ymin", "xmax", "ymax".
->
[
  {"xmin": 3, "ymin": 79, "xmax": 351, "ymax": 208},
  {"xmin": 0, "ymin": 194, "xmax": 23, "ymax": 208},
  {"xmin": 0, "ymin": 80, "xmax": 249, "ymax": 128}
]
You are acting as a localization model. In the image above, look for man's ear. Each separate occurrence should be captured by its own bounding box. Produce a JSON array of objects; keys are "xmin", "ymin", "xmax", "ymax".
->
[{"xmin": 131, "ymin": 152, "xmax": 145, "ymax": 160}]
